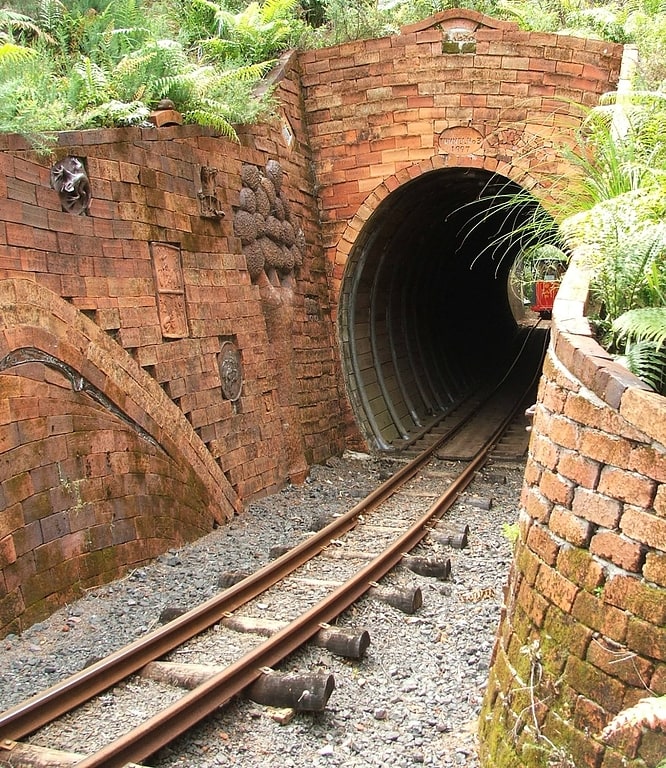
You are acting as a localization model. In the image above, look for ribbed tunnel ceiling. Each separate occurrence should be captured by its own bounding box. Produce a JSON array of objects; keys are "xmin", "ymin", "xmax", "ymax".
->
[{"xmin": 339, "ymin": 167, "xmax": 547, "ymax": 451}]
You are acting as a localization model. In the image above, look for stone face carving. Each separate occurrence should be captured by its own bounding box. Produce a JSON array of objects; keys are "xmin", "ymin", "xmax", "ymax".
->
[
  {"xmin": 50, "ymin": 156, "xmax": 92, "ymax": 215},
  {"xmin": 234, "ymin": 160, "xmax": 305, "ymax": 282}
]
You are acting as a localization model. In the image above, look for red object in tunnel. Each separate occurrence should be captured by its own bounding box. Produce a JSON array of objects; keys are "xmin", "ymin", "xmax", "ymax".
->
[{"xmin": 531, "ymin": 279, "xmax": 560, "ymax": 316}]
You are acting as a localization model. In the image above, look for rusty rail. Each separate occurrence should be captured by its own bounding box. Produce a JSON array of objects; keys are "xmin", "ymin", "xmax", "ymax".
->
[{"xmin": 0, "ymin": 330, "xmax": 545, "ymax": 766}]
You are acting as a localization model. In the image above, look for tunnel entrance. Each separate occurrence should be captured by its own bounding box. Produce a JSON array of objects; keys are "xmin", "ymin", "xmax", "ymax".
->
[{"xmin": 338, "ymin": 167, "xmax": 553, "ymax": 451}]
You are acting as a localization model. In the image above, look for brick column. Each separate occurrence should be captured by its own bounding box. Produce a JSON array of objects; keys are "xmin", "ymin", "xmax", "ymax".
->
[{"xmin": 479, "ymin": 255, "xmax": 666, "ymax": 768}]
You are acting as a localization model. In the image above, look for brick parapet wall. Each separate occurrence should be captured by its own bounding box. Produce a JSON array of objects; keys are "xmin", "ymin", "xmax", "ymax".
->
[
  {"xmin": 479, "ymin": 255, "xmax": 666, "ymax": 768},
  {"xmin": 0, "ymin": 53, "xmax": 347, "ymax": 635}
]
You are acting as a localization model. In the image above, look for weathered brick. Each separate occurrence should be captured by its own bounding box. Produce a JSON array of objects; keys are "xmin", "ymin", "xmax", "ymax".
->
[
  {"xmin": 620, "ymin": 388, "xmax": 666, "ymax": 448},
  {"xmin": 515, "ymin": 539, "xmax": 542, "ymax": 585},
  {"xmin": 579, "ymin": 429, "xmax": 631, "ymax": 467},
  {"xmin": 587, "ymin": 637, "xmax": 653, "ymax": 688},
  {"xmin": 656, "ymin": 485, "xmax": 666, "ymax": 517},
  {"xmin": 530, "ymin": 433, "xmax": 560, "ymax": 470},
  {"xmin": 527, "ymin": 522, "xmax": 560, "ymax": 565},
  {"xmin": 627, "ymin": 444, "xmax": 666, "ymax": 484},
  {"xmin": 549, "ymin": 505, "xmax": 593, "ymax": 547},
  {"xmin": 638, "ymin": 726, "xmax": 666, "ymax": 766},
  {"xmin": 543, "ymin": 710, "xmax": 605, "ymax": 768},
  {"xmin": 535, "ymin": 563, "xmax": 579, "ymax": 612},
  {"xmin": 593, "ymin": 529, "xmax": 646, "ymax": 572},
  {"xmin": 598, "ymin": 467, "xmax": 656, "ymax": 508},
  {"xmin": 557, "ymin": 449, "xmax": 601, "ymax": 489},
  {"xmin": 572, "ymin": 487, "xmax": 622, "ymax": 528},
  {"xmin": 539, "ymin": 468, "xmax": 575, "ymax": 507},
  {"xmin": 572, "ymin": 589, "xmax": 628, "ymax": 643},
  {"xmin": 644, "ymin": 551, "xmax": 666, "ymax": 587},
  {"xmin": 557, "ymin": 544, "xmax": 605, "ymax": 591},
  {"xmin": 565, "ymin": 655, "xmax": 626, "ymax": 715},
  {"xmin": 626, "ymin": 617, "xmax": 666, "ymax": 662},
  {"xmin": 517, "ymin": 576, "xmax": 549, "ymax": 627},
  {"xmin": 0, "ymin": 534, "xmax": 17, "ymax": 567},
  {"xmin": 621, "ymin": 506, "xmax": 666, "ymax": 551},
  {"xmin": 547, "ymin": 413, "xmax": 580, "ymax": 450},
  {"xmin": 650, "ymin": 663, "xmax": 666, "ymax": 694},
  {"xmin": 605, "ymin": 574, "xmax": 666, "ymax": 625}
]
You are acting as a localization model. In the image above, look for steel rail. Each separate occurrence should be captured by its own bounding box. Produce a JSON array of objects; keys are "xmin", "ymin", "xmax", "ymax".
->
[
  {"xmin": 72, "ymin": 404, "xmax": 510, "ymax": 768},
  {"xmin": 0, "ymin": 335, "xmax": 543, "ymax": 762},
  {"xmin": 0, "ymin": 393, "xmax": 477, "ymax": 742}
]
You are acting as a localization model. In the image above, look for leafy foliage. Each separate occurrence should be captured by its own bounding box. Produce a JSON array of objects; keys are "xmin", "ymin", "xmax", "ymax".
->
[
  {"xmin": 179, "ymin": 0, "xmax": 305, "ymax": 65},
  {"xmin": 556, "ymin": 92, "xmax": 666, "ymax": 393},
  {"xmin": 0, "ymin": 0, "xmax": 290, "ymax": 141}
]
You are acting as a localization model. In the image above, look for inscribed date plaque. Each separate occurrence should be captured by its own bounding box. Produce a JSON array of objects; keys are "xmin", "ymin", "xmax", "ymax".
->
[{"xmin": 438, "ymin": 126, "xmax": 483, "ymax": 155}]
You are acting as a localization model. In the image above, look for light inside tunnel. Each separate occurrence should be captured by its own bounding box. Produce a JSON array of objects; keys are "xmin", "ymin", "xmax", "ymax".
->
[{"xmin": 338, "ymin": 167, "xmax": 555, "ymax": 451}]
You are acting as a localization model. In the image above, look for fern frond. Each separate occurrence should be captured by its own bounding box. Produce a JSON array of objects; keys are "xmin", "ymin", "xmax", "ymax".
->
[
  {"xmin": 613, "ymin": 307, "xmax": 666, "ymax": 348},
  {"xmin": 0, "ymin": 42, "xmax": 36, "ymax": 65},
  {"xmin": 37, "ymin": 0, "xmax": 66, "ymax": 38},
  {"xmin": 182, "ymin": 107, "xmax": 238, "ymax": 139},
  {"xmin": 69, "ymin": 56, "xmax": 111, "ymax": 109},
  {"xmin": 79, "ymin": 99, "xmax": 151, "ymax": 128}
]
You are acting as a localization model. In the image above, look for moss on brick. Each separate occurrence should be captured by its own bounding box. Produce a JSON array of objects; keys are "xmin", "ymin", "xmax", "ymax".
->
[
  {"xmin": 557, "ymin": 544, "xmax": 605, "ymax": 592},
  {"xmin": 543, "ymin": 605, "xmax": 593, "ymax": 662}
]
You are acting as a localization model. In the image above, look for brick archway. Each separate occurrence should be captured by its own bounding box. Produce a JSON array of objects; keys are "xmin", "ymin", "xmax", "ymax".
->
[
  {"xmin": 333, "ymin": 157, "xmax": 549, "ymax": 450},
  {"xmin": 332, "ymin": 153, "xmax": 541, "ymax": 300}
]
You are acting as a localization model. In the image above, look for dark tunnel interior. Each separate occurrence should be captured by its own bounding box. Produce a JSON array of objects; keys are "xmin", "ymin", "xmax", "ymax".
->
[{"xmin": 338, "ymin": 167, "xmax": 551, "ymax": 451}]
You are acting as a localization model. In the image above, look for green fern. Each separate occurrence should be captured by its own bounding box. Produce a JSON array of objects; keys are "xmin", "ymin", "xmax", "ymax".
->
[
  {"xmin": 0, "ymin": 41, "xmax": 37, "ymax": 64},
  {"xmin": 612, "ymin": 307, "xmax": 666, "ymax": 393},
  {"xmin": 69, "ymin": 56, "xmax": 112, "ymax": 109},
  {"xmin": 78, "ymin": 98, "xmax": 151, "ymax": 127},
  {"xmin": 181, "ymin": 0, "xmax": 304, "ymax": 65}
]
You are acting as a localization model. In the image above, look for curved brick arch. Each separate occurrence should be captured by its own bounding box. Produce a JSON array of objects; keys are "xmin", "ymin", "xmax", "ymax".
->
[
  {"xmin": 333, "ymin": 154, "xmax": 542, "ymax": 299},
  {"xmin": 333, "ymin": 156, "xmax": 548, "ymax": 449},
  {"xmin": 0, "ymin": 278, "xmax": 239, "ymax": 523},
  {"xmin": 0, "ymin": 278, "xmax": 241, "ymax": 633},
  {"xmin": 401, "ymin": 7, "xmax": 518, "ymax": 34}
]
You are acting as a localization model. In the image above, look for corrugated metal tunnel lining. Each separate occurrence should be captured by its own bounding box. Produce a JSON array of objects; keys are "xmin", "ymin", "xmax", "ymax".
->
[{"xmin": 339, "ymin": 167, "xmax": 547, "ymax": 451}]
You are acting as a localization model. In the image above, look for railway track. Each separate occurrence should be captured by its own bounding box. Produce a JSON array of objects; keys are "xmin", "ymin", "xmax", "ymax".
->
[{"xmin": 0, "ymin": 326, "xmax": 547, "ymax": 768}]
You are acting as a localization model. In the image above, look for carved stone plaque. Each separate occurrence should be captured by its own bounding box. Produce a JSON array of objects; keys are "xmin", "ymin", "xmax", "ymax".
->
[
  {"xmin": 438, "ymin": 126, "xmax": 484, "ymax": 155},
  {"xmin": 50, "ymin": 156, "xmax": 92, "ymax": 215},
  {"xmin": 157, "ymin": 293, "xmax": 188, "ymax": 339},
  {"xmin": 150, "ymin": 242, "xmax": 188, "ymax": 339},
  {"xmin": 218, "ymin": 341, "xmax": 242, "ymax": 402}
]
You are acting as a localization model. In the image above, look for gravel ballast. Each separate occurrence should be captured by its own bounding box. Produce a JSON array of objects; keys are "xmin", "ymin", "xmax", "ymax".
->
[{"xmin": 1, "ymin": 451, "xmax": 525, "ymax": 767}]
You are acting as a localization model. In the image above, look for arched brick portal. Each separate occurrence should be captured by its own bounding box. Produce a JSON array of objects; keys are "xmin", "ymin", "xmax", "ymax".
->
[
  {"xmin": 299, "ymin": 9, "xmax": 624, "ymax": 448},
  {"xmin": 335, "ymin": 159, "xmax": 549, "ymax": 450}
]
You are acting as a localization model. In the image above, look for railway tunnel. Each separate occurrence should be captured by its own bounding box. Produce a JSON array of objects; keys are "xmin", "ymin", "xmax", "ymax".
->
[{"xmin": 338, "ymin": 167, "xmax": 553, "ymax": 451}]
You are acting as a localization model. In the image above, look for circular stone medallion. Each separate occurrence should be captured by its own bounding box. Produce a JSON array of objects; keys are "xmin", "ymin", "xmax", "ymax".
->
[{"xmin": 218, "ymin": 341, "xmax": 243, "ymax": 402}]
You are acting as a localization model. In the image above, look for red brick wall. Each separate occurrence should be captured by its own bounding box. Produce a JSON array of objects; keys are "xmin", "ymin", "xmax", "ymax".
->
[
  {"xmin": 0, "ymin": 54, "xmax": 347, "ymax": 635},
  {"xmin": 479, "ymin": 257, "xmax": 666, "ymax": 768},
  {"xmin": 0, "ymin": 13, "xmax": 627, "ymax": 637}
]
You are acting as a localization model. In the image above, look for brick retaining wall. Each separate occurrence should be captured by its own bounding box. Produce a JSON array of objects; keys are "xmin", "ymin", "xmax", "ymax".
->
[
  {"xmin": 0, "ymin": 54, "xmax": 347, "ymax": 635},
  {"xmin": 479, "ymin": 258, "xmax": 666, "ymax": 768}
]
